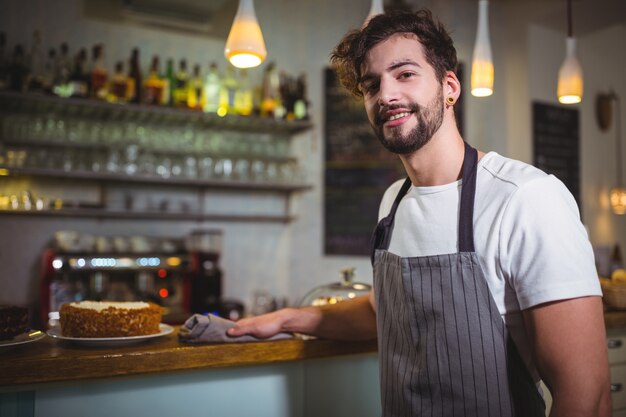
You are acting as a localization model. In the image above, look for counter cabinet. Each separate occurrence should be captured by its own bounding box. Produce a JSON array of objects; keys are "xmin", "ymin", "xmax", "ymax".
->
[{"xmin": 0, "ymin": 330, "xmax": 381, "ymax": 417}]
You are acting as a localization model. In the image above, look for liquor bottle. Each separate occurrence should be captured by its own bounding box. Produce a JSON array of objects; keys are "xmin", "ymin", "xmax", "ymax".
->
[
  {"xmin": 234, "ymin": 68, "xmax": 253, "ymax": 116},
  {"xmin": 202, "ymin": 62, "xmax": 221, "ymax": 114},
  {"xmin": 260, "ymin": 62, "xmax": 283, "ymax": 118},
  {"xmin": 42, "ymin": 48, "xmax": 56, "ymax": 94},
  {"xmin": 90, "ymin": 44, "xmax": 107, "ymax": 99},
  {"xmin": 128, "ymin": 48, "xmax": 142, "ymax": 104},
  {"xmin": 26, "ymin": 30, "xmax": 45, "ymax": 91},
  {"xmin": 0, "ymin": 32, "xmax": 8, "ymax": 90},
  {"xmin": 108, "ymin": 61, "xmax": 129, "ymax": 103},
  {"xmin": 143, "ymin": 55, "xmax": 164, "ymax": 105},
  {"xmin": 8, "ymin": 44, "xmax": 28, "ymax": 92},
  {"xmin": 186, "ymin": 63, "xmax": 203, "ymax": 110},
  {"xmin": 68, "ymin": 48, "xmax": 88, "ymax": 98},
  {"xmin": 56, "ymin": 43, "xmax": 72, "ymax": 86},
  {"xmin": 164, "ymin": 58, "xmax": 175, "ymax": 106},
  {"xmin": 52, "ymin": 43, "xmax": 72, "ymax": 97},
  {"xmin": 219, "ymin": 65, "xmax": 237, "ymax": 115},
  {"xmin": 173, "ymin": 59, "xmax": 189, "ymax": 108},
  {"xmin": 294, "ymin": 73, "xmax": 309, "ymax": 120}
]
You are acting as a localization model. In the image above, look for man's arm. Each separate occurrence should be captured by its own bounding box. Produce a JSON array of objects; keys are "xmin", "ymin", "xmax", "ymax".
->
[
  {"xmin": 227, "ymin": 290, "xmax": 377, "ymax": 340},
  {"xmin": 523, "ymin": 296, "xmax": 611, "ymax": 417}
]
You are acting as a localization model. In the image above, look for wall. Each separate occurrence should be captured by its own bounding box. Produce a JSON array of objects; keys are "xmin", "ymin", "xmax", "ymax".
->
[
  {"xmin": 529, "ymin": 22, "xmax": 626, "ymax": 259},
  {"xmin": 1, "ymin": 0, "xmax": 624, "ymax": 316}
]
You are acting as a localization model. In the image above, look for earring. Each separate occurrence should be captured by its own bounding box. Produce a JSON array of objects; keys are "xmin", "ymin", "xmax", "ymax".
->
[{"xmin": 447, "ymin": 96, "xmax": 455, "ymax": 105}]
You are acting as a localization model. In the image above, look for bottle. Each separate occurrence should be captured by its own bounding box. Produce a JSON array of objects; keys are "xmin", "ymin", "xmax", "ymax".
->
[
  {"xmin": 42, "ymin": 48, "xmax": 56, "ymax": 94},
  {"xmin": 143, "ymin": 55, "xmax": 164, "ymax": 105},
  {"xmin": 108, "ymin": 61, "xmax": 128, "ymax": 103},
  {"xmin": 173, "ymin": 59, "xmax": 189, "ymax": 108},
  {"xmin": 260, "ymin": 62, "xmax": 283, "ymax": 118},
  {"xmin": 219, "ymin": 65, "xmax": 237, "ymax": 115},
  {"xmin": 186, "ymin": 63, "xmax": 203, "ymax": 110},
  {"xmin": 52, "ymin": 43, "xmax": 72, "ymax": 97},
  {"xmin": 163, "ymin": 58, "xmax": 175, "ymax": 106},
  {"xmin": 294, "ymin": 73, "xmax": 309, "ymax": 120},
  {"xmin": 8, "ymin": 44, "xmax": 29, "ymax": 92},
  {"xmin": 26, "ymin": 30, "xmax": 45, "ymax": 91},
  {"xmin": 128, "ymin": 48, "xmax": 142, "ymax": 104},
  {"xmin": 234, "ymin": 68, "xmax": 253, "ymax": 116},
  {"xmin": 68, "ymin": 48, "xmax": 88, "ymax": 98},
  {"xmin": 202, "ymin": 62, "xmax": 221, "ymax": 114},
  {"xmin": 90, "ymin": 44, "xmax": 107, "ymax": 99}
]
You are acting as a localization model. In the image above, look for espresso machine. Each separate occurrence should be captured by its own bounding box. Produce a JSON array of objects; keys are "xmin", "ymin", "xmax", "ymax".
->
[{"xmin": 39, "ymin": 230, "xmax": 225, "ymax": 326}]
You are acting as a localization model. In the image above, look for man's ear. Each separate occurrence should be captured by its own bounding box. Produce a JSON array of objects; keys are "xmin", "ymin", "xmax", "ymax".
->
[{"xmin": 444, "ymin": 71, "xmax": 461, "ymax": 102}]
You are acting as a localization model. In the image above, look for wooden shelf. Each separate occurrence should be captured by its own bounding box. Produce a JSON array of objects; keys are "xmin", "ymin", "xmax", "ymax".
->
[
  {"xmin": 0, "ymin": 208, "xmax": 296, "ymax": 223},
  {"xmin": 0, "ymin": 91, "xmax": 313, "ymax": 135},
  {"xmin": 0, "ymin": 166, "xmax": 313, "ymax": 193}
]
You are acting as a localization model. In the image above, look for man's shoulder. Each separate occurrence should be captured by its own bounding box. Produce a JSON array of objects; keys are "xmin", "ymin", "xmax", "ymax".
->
[{"xmin": 479, "ymin": 152, "xmax": 549, "ymax": 189}]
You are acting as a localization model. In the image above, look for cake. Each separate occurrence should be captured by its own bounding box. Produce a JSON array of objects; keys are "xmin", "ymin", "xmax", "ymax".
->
[
  {"xmin": 59, "ymin": 301, "xmax": 163, "ymax": 338},
  {"xmin": 0, "ymin": 305, "xmax": 29, "ymax": 340}
]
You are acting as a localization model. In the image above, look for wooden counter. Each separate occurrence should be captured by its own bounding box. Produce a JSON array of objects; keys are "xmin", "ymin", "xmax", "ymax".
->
[
  {"xmin": 0, "ymin": 328, "xmax": 378, "ymax": 389},
  {"xmin": 3, "ymin": 308, "xmax": 625, "ymax": 390},
  {"xmin": 604, "ymin": 309, "xmax": 626, "ymax": 329}
]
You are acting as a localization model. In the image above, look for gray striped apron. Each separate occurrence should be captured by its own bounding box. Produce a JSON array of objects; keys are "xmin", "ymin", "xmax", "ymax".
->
[{"xmin": 370, "ymin": 142, "xmax": 545, "ymax": 417}]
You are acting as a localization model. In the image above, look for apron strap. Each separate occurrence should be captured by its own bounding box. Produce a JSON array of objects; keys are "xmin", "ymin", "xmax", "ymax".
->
[
  {"xmin": 370, "ymin": 177, "xmax": 412, "ymax": 264},
  {"xmin": 459, "ymin": 141, "xmax": 478, "ymax": 253}
]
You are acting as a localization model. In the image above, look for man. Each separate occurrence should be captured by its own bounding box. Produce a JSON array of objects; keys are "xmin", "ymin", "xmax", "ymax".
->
[{"xmin": 228, "ymin": 9, "xmax": 611, "ymax": 417}]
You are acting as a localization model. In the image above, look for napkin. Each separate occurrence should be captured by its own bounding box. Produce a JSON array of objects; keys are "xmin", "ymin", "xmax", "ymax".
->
[{"xmin": 178, "ymin": 313, "xmax": 293, "ymax": 343}]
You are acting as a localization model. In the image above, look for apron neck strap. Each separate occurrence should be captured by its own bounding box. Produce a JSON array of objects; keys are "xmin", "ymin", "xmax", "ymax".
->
[
  {"xmin": 458, "ymin": 141, "xmax": 478, "ymax": 252},
  {"xmin": 370, "ymin": 141, "xmax": 478, "ymax": 263}
]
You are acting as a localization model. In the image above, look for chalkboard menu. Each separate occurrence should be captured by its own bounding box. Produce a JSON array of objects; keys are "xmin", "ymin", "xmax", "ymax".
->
[
  {"xmin": 324, "ymin": 67, "xmax": 404, "ymax": 255},
  {"xmin": 532, "ymin": 101, "xmax": 580, "ymax": 207}
]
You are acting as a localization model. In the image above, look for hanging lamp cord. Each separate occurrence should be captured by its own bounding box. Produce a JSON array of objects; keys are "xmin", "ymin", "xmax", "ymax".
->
[
  {"xmin": 566, "ymin": 0, "xmax": 573, "ymax": 37},
  {"xmin": 615, "ymin": 93, "xmax": 623, "ymax": 187}
]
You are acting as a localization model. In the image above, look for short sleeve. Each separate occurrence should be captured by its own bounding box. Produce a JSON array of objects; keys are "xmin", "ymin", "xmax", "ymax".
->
[{"xmin": 498, "ymin": 175, "xmax": 601, "ymax": 310}]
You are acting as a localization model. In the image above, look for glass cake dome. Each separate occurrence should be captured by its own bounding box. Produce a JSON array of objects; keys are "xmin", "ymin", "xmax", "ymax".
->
[{"xmin": 299, "ymin": 267, "xmax": 372, "ymax": 307}]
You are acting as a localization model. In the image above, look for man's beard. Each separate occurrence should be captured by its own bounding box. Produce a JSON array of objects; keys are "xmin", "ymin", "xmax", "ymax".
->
[{"xmin": 372, "ymin": 88, "xmax": 444, "ymax": 155}]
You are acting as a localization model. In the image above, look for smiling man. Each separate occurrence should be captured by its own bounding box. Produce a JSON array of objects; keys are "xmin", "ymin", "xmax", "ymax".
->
[{"xmin": 228, "ymin": 9, "xmax": 611, "ymax": 417}]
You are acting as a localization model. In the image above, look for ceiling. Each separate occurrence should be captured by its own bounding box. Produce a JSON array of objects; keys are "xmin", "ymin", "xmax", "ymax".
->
[{"xmin": 84, "ymin": 0, "xmax": 625, "ymax": 38}]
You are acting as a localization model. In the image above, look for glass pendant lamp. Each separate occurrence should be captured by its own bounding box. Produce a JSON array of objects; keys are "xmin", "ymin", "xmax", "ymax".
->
[
  {"xmin": 224, "ymin": 0, "xmax": 267, "ymax": 69},
  {"xmin": 470, "ymin": 0, "xmax": 494, "ymax": 97},
  {"xmin": 557, "ymin": 0, "xmax": 583, "ymax": 104},
  {"xmin": 363, "ymin": 0, "xmax": 384, "ymax": 27}
]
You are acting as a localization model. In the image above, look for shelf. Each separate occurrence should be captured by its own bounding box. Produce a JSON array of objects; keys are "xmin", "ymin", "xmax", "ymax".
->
[
  {"xmin": 0, "ymin": 92, "xmax": 313, "ymax": 135},
  {"xmin": 0, "ymin": 207, "xmax": 296, "ymax": 223},
  {"xmin": 0, "ymin": 166, "xmax": 313, "ymax": 193}
]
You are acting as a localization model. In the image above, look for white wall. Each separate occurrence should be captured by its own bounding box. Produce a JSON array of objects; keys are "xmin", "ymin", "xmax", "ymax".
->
[{"xmin": 1, "ymin": 0, "xmax": 624, "ymax": 317}]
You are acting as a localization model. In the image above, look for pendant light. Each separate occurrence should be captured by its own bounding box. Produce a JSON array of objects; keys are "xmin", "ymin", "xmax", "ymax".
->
[
  {"xmin": 557, "ymin": 0, "xmax": 583, "ymax": 104},
  {"xmin": 363, "ymin": 0, "xmax": 384, "ymax": 27},
  {"xmin": 224, "ymin": 0, "xmax": 267, "ymax": 69},
  {"xmin": 470, "ymin": 0, "xmax": 494, "ymax": 97}
]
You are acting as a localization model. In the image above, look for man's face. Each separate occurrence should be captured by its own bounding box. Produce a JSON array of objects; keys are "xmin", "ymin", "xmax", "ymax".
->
[{"xmin": 360, "ymin": 33, "xmax": 444, "ymax": 155}]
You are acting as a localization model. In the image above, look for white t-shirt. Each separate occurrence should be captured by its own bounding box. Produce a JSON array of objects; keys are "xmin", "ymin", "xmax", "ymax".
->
[{"xmin": 378, "ymin": 151, "xmax": 602, "ymax": 382}]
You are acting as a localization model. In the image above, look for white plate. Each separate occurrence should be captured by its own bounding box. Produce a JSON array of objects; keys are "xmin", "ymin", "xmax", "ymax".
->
[
  {"xmin": 47, "ymin": 324, "xmax": 174, "ymax": 347},
  {"xmin": 0, "ymin": 330, "xmax": 46, "ymax": 349}
]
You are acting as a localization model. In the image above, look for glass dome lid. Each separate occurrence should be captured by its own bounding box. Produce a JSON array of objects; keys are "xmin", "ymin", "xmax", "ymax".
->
[{"xmin": 299, "ymin": 267, "xmax": 372, "ymax": 307}]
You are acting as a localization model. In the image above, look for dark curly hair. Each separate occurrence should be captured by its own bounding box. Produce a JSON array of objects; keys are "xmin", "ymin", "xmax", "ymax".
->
[{"xmin": 330, "ymin": 9, "xmax": 458, "ymax": 98}]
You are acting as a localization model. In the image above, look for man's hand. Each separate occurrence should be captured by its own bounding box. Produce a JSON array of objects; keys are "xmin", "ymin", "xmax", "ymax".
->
[
  {"xmin": 227, "ymin": 293, "xmax": 377, "ymax": 341},
  {"xmin": 227, "ymin": 308, "xmax": 299, "ymax": 339}
]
